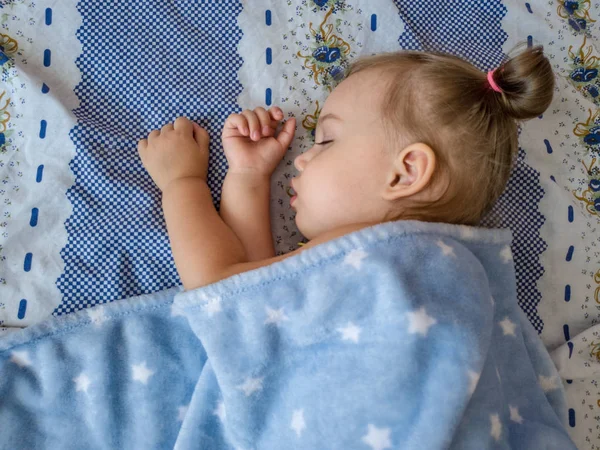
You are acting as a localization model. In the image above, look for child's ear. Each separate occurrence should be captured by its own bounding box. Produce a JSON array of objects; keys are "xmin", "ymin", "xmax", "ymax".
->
[{"xmin": 381, "ymin": 142, "xmax": 436, "ymax": 201}]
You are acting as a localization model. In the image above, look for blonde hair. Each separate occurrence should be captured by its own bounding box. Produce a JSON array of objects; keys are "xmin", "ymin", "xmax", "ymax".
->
[{"xmin": 345, "ymin": 45, "xmax": 555, "ymax": 225}]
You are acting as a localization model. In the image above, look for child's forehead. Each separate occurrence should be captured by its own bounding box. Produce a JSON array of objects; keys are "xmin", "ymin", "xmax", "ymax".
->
[{"xmin": 325, "ymin": 71, "xmax": 388, "ymax": 117}]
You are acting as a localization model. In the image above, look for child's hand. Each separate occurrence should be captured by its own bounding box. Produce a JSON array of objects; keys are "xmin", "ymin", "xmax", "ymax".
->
[
  {"xmin": 222, "ymin": 106, "xmax": 296, "ymax": 177},
  {"xmin": 138, "ymin": 117, "xmax": 210, "ymax": 192}
]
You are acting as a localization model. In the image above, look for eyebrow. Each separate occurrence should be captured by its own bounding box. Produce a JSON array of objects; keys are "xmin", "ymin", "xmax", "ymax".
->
[{"xmin": 316, "ymin": 113, "xmax": 342, "ymax": 126}]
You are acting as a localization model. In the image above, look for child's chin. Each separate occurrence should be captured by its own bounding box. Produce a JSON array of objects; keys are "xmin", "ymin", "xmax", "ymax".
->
[{"xmin": 294, "ymin": 213, "xmax": 311, "ymax": 241}]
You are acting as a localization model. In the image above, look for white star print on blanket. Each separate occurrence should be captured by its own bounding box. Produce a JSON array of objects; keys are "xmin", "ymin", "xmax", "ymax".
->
[{"xmin": 0, "ymin": 220, "xmax": 577, "ymax": 449}]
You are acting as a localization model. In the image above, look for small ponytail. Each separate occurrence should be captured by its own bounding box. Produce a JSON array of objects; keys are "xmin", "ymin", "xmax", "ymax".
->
[{"xmin": 487, "ymin": 44, "xmax": 555, "ymax": 120}]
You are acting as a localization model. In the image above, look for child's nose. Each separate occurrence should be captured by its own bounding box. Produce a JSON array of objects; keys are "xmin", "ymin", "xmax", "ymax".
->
[
  {"xmin": 294, "ymin": 154, "xmax": 305, "ymax": 172},
  {"xmin": 294, "ymin": 147, "xmax": 317, "ymax": 172}
]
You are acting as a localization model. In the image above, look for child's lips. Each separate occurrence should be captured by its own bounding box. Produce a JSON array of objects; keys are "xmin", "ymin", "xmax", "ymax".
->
[
  {"xmin": 289, "ymin": 179, "xmax": 298, "ymax": 206},
  {"xmin": 288, "ymin": 179, "xmax": 298, "ymax": 197}
]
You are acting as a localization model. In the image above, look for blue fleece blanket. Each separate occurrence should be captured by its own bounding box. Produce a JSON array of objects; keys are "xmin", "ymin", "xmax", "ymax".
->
[{"xmin": 0, "ymin": 221, "xmax": 576, "ymax": 449}]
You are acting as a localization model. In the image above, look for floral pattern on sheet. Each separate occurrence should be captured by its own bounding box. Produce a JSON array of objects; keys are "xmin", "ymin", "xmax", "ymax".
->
[
  {"xmin": 571, "ymin": 108, "xmax": 600, "ymax": 216},
  {"xmin": 549, "ymin": 4, "xmax": 600, "ymax": 218},
  {"xmin": 590, "ymin": 336, "xmax": 600, "ymax": 360},
  {"xmin": 569, "ymin": 97, "xmax": 600, "ymax": 218},
  {"xmin": 536, "ymin": 2, "xmax": 600, "ymax": 444},
  {"xmin": 567, "ymin": 37, "xmax": 600, "ymax": 105},
  {"xmin": 296, "ymin": 7, "xmax": 352, "ymax": 87},
  {"xmin": 572, "ymin": 152, "xmax": 600, "ymax": 215},
  {"xmin": 0, "ymin": 1, "xmax": 32, "ymax": 314},
  {"xmin": 557, "ymin": 0, "xmax": 596, "ymax": 35},
  {"xmin": 274, "ymin": 0, "xmax": 373, "ymax": 249},
  {"xmin": 284, "ymin": 1, "xmax": 362, "ymax": 135}
]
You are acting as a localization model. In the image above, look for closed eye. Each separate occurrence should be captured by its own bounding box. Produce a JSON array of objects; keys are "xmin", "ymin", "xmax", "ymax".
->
[{"xmin": 315, "ymin": 140, "xmax": 333, "ymax": 146}]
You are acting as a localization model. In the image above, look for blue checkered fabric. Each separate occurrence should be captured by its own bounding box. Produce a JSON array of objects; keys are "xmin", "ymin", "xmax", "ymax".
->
[
  {"xmin": 55, "ymin": 0, "xmax": 242, "ymax": 315},
  {"xmin": 395, "ymin": 0, "xmax": 507, "ymax": 70},
  {"xmin": 479, "ymin": 148, "xmax": 547, "ymax": 333}
]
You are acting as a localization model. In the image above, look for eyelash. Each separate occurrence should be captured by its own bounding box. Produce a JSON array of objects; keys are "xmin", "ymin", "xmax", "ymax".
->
[{"xmin": 315, "ymin": 140, "xmax": 333, "ymax": 146}]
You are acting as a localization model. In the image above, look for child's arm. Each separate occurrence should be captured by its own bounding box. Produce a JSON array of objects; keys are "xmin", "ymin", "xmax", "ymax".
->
[
  {"xmin": 161, "ymin": 176, "xmax": 248, "ymax": 290},
  {"xmin": 219, "ymin": 106, "xmax": 295, "ymax": 261},
  {"xmin": 219, "ymin": 172, "xmax": 275, "ymax": 261},
  {"xmin": 138, "ymin": 110, "xmax": 294, "ymax": 291},
  {"xmin": 138, "ymin": 117, "xmax": 248, "ymax": 290}
]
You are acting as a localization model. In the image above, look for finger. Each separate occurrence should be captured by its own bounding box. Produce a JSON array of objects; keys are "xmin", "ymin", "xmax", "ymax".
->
[
  {"xmin": 254, "ymin": 107, "xmax": 274, "ymax": 137},
  {"xmin": 174, "ymin": 116, "xmax": 193, "ymax": 134},
  {"xmin": 148, "ymin": 129, "xmax": 160, "ymax": 142},
  {"xmin": 241, "ymin": 109, "xmax": 261, "ymax": 141},
  {"xmin": 137, "ymin": 138, "xmax": 147, "ymax": 152},
  {"xmin": 192, "ymin": 122, "xmax": 210, "ymax": 147},
  {"xmin": 161, "ymin": 122, "xmax": 174, "ymax": 133},
  {"xmin": 267, "ymin": 107, "xmax": 284, "ymax": 131},
  {"xmin": 223, "ymin": 113, "xmax": 249, "ymax": 137},
  {"xmin": 268, "ymin": 106, "xmax": 284, "ymax": 123},
  {"xmin": 173, "ymin": 116, "xmax": 194, "ymax": 134},
  {"xmin": 276, "ymin": 117, "xmax": 296, "ymax": 150}
]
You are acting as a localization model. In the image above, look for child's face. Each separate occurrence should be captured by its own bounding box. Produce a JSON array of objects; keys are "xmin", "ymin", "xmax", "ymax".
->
[{"xmin": 292, "ymin": 70, "xmax": 395, "ymax": 240}]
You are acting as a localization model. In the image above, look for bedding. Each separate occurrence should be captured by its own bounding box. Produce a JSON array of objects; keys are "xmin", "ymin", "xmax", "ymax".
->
[
  {"xmin": 0, "ymin": 221, "xmax": 577, "ymax": 449},
  {"xmin": 0, "ymin": 0, "xmax": 599, "ymax": 447}
]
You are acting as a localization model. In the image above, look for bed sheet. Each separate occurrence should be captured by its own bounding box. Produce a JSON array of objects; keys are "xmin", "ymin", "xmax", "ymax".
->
[{"xmin": 0, "ymin": 0, "xmax": 597, "ymax": 447}]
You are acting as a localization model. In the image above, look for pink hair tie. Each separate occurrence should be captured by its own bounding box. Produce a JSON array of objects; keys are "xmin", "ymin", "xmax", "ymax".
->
[{"xmin": 487, "ymin": 69, "xmax": 503, "ymax": 93}]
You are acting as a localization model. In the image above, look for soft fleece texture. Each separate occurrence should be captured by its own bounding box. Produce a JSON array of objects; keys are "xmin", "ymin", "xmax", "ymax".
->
[{"xmin": 0, "ymin": 220, "xmax": 576, "ymax": 449}]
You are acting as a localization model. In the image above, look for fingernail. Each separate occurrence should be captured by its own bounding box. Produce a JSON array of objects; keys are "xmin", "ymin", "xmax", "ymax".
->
[
  {"xmin": 252, "ymin": 131, "xmax": 259, "ymax": 140},
  {"xmin": 242, "ymin": 127, "xmax": 249, "ymax": 135},
  {"xmin": 262, "ymin": 126, "xmax": 270, "ymax": 135}
]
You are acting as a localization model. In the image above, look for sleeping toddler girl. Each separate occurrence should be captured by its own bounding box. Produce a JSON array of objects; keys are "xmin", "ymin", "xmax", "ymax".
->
[
  {"xmin": 137, "ymin": 44, "xmax": 554, "ymax": 292},
  {"xmin": 0, "ymin": 45, "xmax": 573, "ymax": 450}
]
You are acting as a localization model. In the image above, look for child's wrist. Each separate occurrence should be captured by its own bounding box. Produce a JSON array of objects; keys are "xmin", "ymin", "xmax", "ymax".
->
[
  {"xmin": 225, "ymin": 170, "xmax": 271, "ymax": 187},
  {"xmin": 162, "ymin": 176, "xmax": 208, "ymax": 196}
]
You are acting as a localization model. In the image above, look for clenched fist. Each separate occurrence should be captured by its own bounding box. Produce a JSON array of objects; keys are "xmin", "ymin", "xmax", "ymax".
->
[
  {"xmin": 138, "ymin": 116, "xmax": 210, "ymax": 192},
  {"xmin": 222, "ymin": 106, "xmax": 296, "ymax": 177}
]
